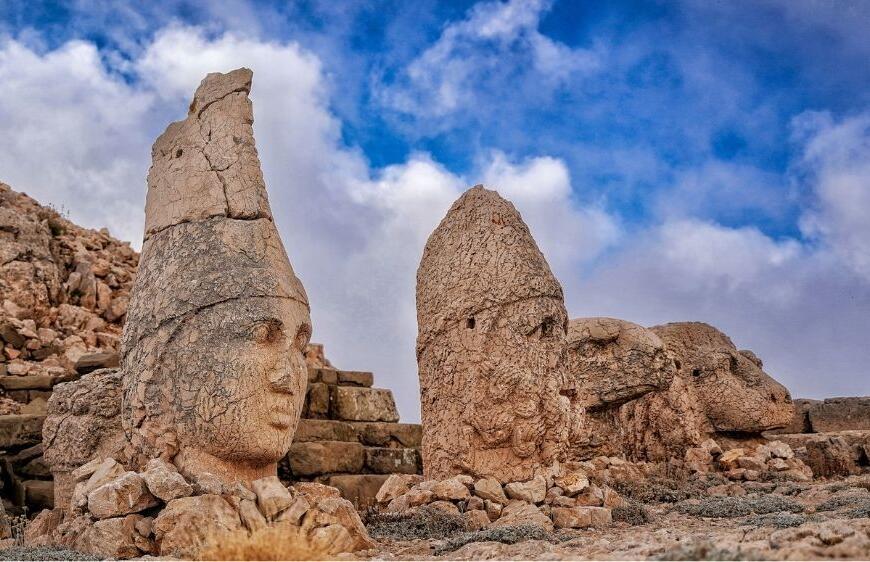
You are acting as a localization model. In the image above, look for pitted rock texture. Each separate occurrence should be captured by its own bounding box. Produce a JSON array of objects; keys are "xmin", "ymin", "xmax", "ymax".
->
[
  {"xmin": 42, "ymin": 368, "xmax": 126, "ymax": 509},
  {"xmin": 616, "ymin": 322, "xmax": 794, "ymax": 461},
  {"xmin": 0, "ymin": 182, "xmax": 136, "ymax": 413},
  {"xmin": 564, "ymin": 317, "xmax": 675, "ymax": 459},
  {"xmin": 122, "ymin": 68, "xmax": 312, "ymax": 486},
  {"xmin": 416, "ymin": 186, "xmax": 571, "ymax": 483}
]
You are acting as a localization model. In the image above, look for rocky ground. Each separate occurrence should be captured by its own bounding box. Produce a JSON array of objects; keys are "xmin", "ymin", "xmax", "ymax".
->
[{"xmin": 362, "ymin": 473, "xmax": 870, "ymax": 560}]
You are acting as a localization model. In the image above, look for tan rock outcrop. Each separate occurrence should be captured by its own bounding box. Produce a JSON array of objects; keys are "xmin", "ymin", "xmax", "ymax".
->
[
  {"xmin": 416, "ymin": 185, "xmax": 571, "ymax": 483},
  {"xmin": 615, "ymin": 322, "xmax": 794, "ymax": 460},
  {"xmin": 121, "ymin": 68, "xmax": 312, "ymax": 486},
  {"xmin": 564, "ymin": 317, "xmax": 675, "ymax": 459}
]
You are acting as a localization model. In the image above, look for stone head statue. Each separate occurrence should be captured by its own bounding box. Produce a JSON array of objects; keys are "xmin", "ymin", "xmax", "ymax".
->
[
  {"xmin": 121, "ymin": 68, "xmax": 311, "ymax": 485},
  {"xmin": 650, "ymin": 322, "xmax": 793, "ymax": 433},
  {"xmin": 611, "ymin": 321, "xmax": 794, "ymax": 461},
  {"xmin": 416, "ymin": 186, "xmax": 571, "ymax": 483},
  {"xmin": 563, "ymin": 317, "xmax": 675, "ymax": 459}
]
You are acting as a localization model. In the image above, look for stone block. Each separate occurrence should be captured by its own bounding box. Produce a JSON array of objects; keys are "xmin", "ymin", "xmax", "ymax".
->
[
  {"xmin": 74, "ymin": 352, "xmax": 119, "ymax": 374},
  {"xmin": 288, "ymin": 441, "xmax": 365, "ymax": 476},
  {"xmin": 304, "ymin": 382, "xmax": 331, "ymax": 418},
  {"xmin": 0, "ymin": 414, "xmax": 44, "ymax": 447},
  {"xmin": 352, "ymin": 422, "xmax": 422, "ymax": 447},
  {"xmin": 326, "ymin": 474, "xmax": 390, "ymax": 510},
  {"xmin": 808, "ymin": 397, "xmax": 870, "ymax": 432},
  {"xmin": 337, "ymin": 371, "xmax": 374, "ymax": 387},
  {"xmin": 295, "ymin": 419, "xmax": 357, "ymax": 442},
  {"xmin": 0, "ymin": 375, "xmax": 55, "ymax": 391},
  {"xmin": 768, "ymin": 399, "xmax": 818, "ymax": 434},
  {"xmin": 330, "ymin": 387, "xmax": 399, "ymax": 422},
  {"xmin": 364, "ymin": 447, "xmax": 420, "ymax": 475},
  {"xmin": 24, "ymin": 479, "xmax": 54, "ymax": 510}
]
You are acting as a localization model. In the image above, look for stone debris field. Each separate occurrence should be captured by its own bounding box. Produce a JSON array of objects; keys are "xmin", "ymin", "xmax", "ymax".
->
[{"xmin": 0, "ymin": 68, "xmax": 867, "ymax": 560}]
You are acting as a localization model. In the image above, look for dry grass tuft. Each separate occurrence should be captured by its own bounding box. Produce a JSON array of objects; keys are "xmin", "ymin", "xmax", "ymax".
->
[{"xmin": 197, "ymin": 523, "xmax": 344, "ymax": 561}]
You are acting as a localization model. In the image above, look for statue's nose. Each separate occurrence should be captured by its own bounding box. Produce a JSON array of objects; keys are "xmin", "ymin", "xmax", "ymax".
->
[{"xmin": 268, "ymin": 353, "xmax": 302, "ymax": 394}]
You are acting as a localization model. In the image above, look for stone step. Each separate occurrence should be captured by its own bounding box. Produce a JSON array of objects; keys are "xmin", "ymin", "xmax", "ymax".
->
[
  {"xmin": 295, "ymin": 419, "xmax": 421, "ymax": 448},
  {"xmin": 303, "ymin": 384, "xmax": 399, "ymax": 422},
  {"xmin": 307, "ymin": 367, "xmax": 373, "ymax": 387},
  {"xmin": 285, "ymin": 441, "xmax": 420, "ymax": 478},
  {"xmin": 0, "ymin": 415, "xmax": 45, "ymax": 448},
  {"xmin": 322, "ymin": 474, "xmax": 390, "ymax": 510}
]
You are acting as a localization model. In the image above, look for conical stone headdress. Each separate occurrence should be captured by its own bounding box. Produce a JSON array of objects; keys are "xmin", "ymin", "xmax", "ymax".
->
[
  {"xmin": 121, "ymin": 68, "xmax": 310, "ymax": 476},
  {"xmin": 416, "ymin": 185, "xmax": 569, "ymax": 482}
]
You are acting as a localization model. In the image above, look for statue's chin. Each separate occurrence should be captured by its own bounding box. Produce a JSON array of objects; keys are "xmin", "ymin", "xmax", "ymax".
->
[{"xmin": 174, "ymin": 446, "xmax": 280, "ymax": 488}]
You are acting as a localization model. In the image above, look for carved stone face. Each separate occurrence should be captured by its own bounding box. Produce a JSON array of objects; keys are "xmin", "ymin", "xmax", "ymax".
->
[
  {"xmin": 416, "ymin": 186, "xmax": 570, "ymax": 483},
  {"xmin": 455, "ymin": 297, "xmax": 569, "ymax": 472},
  {"xmin": 170, "ymin": 298, "xmax": 310, "ymax": 472},
  {"xmin": 652, "ymin": 322, "xmax": 794, "ymax": 434}
]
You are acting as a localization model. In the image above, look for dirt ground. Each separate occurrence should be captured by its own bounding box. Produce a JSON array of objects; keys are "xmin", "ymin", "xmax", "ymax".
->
[{"xmin": 363, "ymin": 474, "xmax": 870, "ymax": 560}]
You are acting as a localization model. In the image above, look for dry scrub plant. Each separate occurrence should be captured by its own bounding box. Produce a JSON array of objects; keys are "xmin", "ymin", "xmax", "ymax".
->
[{"xmin": 197, "ymin": 522, "xmax": 349, "ymax": 561}]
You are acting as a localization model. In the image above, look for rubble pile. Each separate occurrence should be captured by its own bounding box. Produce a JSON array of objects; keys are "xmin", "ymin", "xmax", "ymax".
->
[
  {"xmin": 24, "ymin": 458, "xmax": 373, "ymax": 559},
  {"xmin": 683, "ymin": 439, "xmax": 813, "ymax": 482}
]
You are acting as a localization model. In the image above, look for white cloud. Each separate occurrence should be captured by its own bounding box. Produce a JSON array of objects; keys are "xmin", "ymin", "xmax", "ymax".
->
[
  {"xmin": 0, "ymin": 25, "xmax": 619, "ymax": 421},
  {"xmin": 794, "ymin": 110, "xmax": 870, "ymax": 281},
  {"xmin": 380, "ymin": 0, "xmax": 601, "ymax": 117}
]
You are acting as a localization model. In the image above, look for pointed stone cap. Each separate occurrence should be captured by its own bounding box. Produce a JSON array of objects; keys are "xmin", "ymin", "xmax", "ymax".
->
[
  {"xmin": 124, "ymin": 68, "xmax": 308, "ymax": 346},
  {"xmin": 144, "ymin": 67, "xmax": 272, "ymax": 239},
  {"xmin": 416, "ymin": 185, "xmax": 563, "ymax": 356}
]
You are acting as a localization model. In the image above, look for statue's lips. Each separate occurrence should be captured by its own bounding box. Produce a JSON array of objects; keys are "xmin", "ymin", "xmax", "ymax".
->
[{"xmin": 268, "ymin": 392, "xmax": 296, "ymax": 430}]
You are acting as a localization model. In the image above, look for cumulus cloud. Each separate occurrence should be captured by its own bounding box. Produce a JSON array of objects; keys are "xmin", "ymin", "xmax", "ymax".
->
[
  {"xmin": 0, "ymin": 25, "xmax": 617, "ymax": 420},
  {"xmin": 378, "ymin": 0, "xmax": 601, "ymax": 118}
]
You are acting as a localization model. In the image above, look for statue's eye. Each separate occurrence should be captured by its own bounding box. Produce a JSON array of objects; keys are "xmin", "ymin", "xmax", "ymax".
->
[{"xmin": 252, "ymin": 319, "xmax": 283, "ymax": 344}]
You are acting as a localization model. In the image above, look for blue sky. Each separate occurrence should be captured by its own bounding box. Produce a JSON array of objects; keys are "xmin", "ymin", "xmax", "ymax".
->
[{"xmin": 0, "ymin": 0, "xmax": 868, "ymax": 419}]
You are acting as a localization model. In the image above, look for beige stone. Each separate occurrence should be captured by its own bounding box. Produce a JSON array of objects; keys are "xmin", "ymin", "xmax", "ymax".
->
[
  {"xmin": 331, "ymin": 386, "xmax": 399, "ymax": 422},
  {"xmin": 474, "ymin": 477, "xmax": 509, "ymax": 504},
  {"xmin": 153, "ymin": 494, "xmax": 243, "ymax": 558},
  {"xmin": 553, "ymin": 470, "xmax": 590, "ymax": 496},
  {"xmin": 464, "ymin": 509, "xmax": 491, "ymax": 530},
  {"xmin": 71, "ymin": 458, "xmax": 125, "ymax": 509},
  {"xmin": 492, "ymin": 501, "xmax": 553, "ymax": 531},
  {"xmin": 276, "ymin": 496, "xmax": 310, "ymax": 525},
  {"xmin": 376, "ymin": 473, "xmax": 421, "ymax": 504},
  {"xmin": 416, "ymin": 186, "xmax": 571, "ymax": 483},
  {"xmin": 121, "ymin": 69, "xmax": 312, "ymax": 486},
  {"xmin": 387, "ymin": 489, "xmax": 433, "ymax": 512},
  {"xmin": 505, "ymin": 475, "xmax": 547, "ymax": 504},
  {"xmin": 87, "ymin": 471, "xmax": 159, "ymax": 519},
  {"xmin": 432, "ymin": 477, "xmax": 471, "ymax": 501},
  {"xmin": 252, "ymin": 476, "xmax": 293, "ymax": 519},
  {"xmin": 238, "ymin": 498, "xmax": 267, "ymax": 532},
  {"xmin": 300, "ymin": 495, "xmax": 375, "ymax": 551},
  {"xmin": 140, "ymin": 458, "xmax": 192, "ymax": 501}
]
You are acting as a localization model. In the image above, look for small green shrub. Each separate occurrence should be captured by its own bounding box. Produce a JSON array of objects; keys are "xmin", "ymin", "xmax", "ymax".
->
[
  {"xmin": 741, "ymin": 512, "xmax": 807, "ymax": 529},
  {"xmin": 675, "ymin": 494, "xmax": 803, "ymax": 518},
  {"xmin": 612, "ymin": 501, "xmax": 652, "ymax": 525},
  {"xmin": 365, "ymin": 506, "xmax": 466, "ymax": 540},
  {"xmin": 434, "ymin": 525, "xmax": 552, "ymax": 555},
  {"xmin": 0, "ymin": 546, "xmax": 101, "ymax": 561}
]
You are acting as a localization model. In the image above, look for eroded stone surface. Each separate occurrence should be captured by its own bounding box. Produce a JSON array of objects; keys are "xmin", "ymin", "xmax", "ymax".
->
[
  {"xmin": 565, "ymin": 317, "xmax": 675, "ymax": 459},
  {"xmin": 615, "ymin": 322, "xmax": 794, "ymax": 461},
  {"xmin": 121, "ymin": 68, "xmax": 312, "ymax": 485},
  {"xmin": 416, "ymin": 186, "xmax": 570, "ymax": 483}
]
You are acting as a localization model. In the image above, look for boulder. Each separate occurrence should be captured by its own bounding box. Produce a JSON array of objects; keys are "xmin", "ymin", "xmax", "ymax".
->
[
  {"xmin": 431, "ymin": 478, "xmax": 471, "ymax": 501},
  {"xmin": 505, "ymin": 475, "xmax": 547, "ymax": 504},
  {"xmin": 252, "ymin": 476, "xmax": 293, "ymax": 520},
  {"xmin": 491, "ymin": 501, "xmax": 553, "ymax": 531},
  {"xmin": 473, "ymin": 477, "xmax": 509, "ymax": 504},
  {"xmin": 87, "ymin": 472, "xmax": 159, "ymax": 519},
  {"xmin": 75, "ymin": 514, "xmax": 154, "ymax": 559},
  {"xmin": 140, "ymin": 458, "xmax": 192, "ymax": 501},
  {"xmin": 376, "ymin": 474, "xmax": 422, "ymax": 504},
  {"xmin": 153, "ymin": 494, "xmax": 243, "ymax": 558},
  {"xmin": 552, "ymin": 506, "xmax": 612, "ymax": 529}
]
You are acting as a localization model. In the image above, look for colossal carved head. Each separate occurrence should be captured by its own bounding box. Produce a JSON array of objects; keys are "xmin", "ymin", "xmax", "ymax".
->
[
  {"xmin": 563, "ymin": 317, "xmax": 676, "ymax": 458},
  {"xmin": 121, "ymin": 69, "xmax": 311, "ymax": 485},
  {"xmin": 416, "ymin": 186, "xmax": 570, "ymax": 483},
  {"xmin": 650, "ymin": 322, "xmax": 794, "ymax": 433}
]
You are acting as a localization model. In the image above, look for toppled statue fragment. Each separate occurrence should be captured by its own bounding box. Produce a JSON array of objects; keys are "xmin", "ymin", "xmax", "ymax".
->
[
  {"xmin": 122, "ymin": 68, "xmax": 312, "ymax": 485},
  {"xmin": 564, "ymin": 317, "xmax": 675, "ymax": 459},
  {"xmin": 617, "ymin": 322, "xmax": 794, "ymax": 460},
  {"xmin": 416, "ymin": 186, "xmax": 571, "ymax": 483}
]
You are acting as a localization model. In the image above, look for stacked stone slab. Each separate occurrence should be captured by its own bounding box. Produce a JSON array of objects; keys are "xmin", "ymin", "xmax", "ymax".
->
[
  {"xmin": 283, "ymin": 362, "xmax": 422, "ymax": 509},
  {"xmin": 765, "ymin": 396, "xmax": 870, "ymax": 477}
]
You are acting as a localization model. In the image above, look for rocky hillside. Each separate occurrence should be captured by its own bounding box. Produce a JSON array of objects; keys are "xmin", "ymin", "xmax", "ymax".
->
[{"xmin": 0, "ymin": 183, "xmax": 137, "ymax": 415}]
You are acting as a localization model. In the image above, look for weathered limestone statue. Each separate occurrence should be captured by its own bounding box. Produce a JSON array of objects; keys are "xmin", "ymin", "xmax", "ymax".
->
[
  {"xmin": 563, "ymin": 317, "xmax": 675, "ymax": 459},
  {"xmin": 121, "ymin": 68, "xmax": 312, "ymax": 485},
  {"xmin": 615, "ymin": 322, "xmax": 794, "ymax": 460},
  {"xmin": 416, "ymin": 186, "xmax": 571, "ymax": 483}
]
